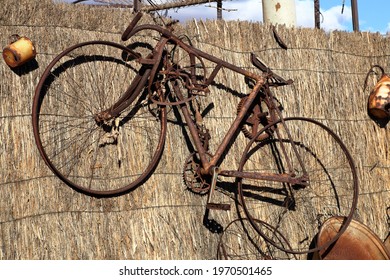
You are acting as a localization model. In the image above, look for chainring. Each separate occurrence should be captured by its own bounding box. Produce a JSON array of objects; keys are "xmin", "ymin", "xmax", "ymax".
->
[{"xmin": 182, "ymin": 152, "xmax": 212, "ymax": 195}]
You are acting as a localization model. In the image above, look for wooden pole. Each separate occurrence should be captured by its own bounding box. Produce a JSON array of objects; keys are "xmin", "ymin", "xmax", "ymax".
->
[
  {"xmin": 314, "ymin": 0, "xmax": 320, "ymax": 29},
  {"xmin": 351, "ymin": 0, "xmax": 359, "ymax": 31},
  {"xmin": 217, "ymin": 0, "xmax": 222, "ymax": 20},
  {"xmin": 133, "ymin": 0, "xmax": 140, "ymax": 12}
]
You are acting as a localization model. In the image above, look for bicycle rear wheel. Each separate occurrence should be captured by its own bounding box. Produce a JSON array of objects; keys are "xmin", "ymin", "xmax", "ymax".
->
[
  {"xmin": 237, "ymin": 117, "xmax": 358, "ymax": 256},
  {"xmin": 32, "ymin": 41, "xmax": 167, "ymax": 196}
]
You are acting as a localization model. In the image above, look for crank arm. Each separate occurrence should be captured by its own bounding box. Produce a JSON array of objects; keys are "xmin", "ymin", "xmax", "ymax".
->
[{"xmin": 206, "ymin": 167, "xmax": 231, "ymax": 211}]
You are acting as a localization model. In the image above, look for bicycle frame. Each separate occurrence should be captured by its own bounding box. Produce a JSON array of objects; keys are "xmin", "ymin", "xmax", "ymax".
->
[
  {"xmin": 90, "ymin": 13, "xmax": 308, "ymax": 209},
  {"xmin": 113, "ymin": 18, "xmax": 308, "ymax": 188}
]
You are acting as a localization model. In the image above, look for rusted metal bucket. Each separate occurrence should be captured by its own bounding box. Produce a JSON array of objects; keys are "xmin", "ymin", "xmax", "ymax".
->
[
  {"xmin": 2, "ymin": 34, "xmax": 36, "ymax": 68},
  {"xmin": 314, "ymin": 216, "xmax": 390, "ymax": 260},
  {"xmin": 366, "ymin": 65, "xmax": 390, "ymax": 121}
]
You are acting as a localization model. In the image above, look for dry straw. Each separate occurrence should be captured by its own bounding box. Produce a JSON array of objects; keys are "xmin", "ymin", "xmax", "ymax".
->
[{"xmin": 0, "ymin": 0, "xmax": 389, "ymax": 259}]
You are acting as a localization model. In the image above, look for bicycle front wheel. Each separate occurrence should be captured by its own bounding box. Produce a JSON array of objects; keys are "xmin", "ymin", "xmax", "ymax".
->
[
  {"xmin": 238, "ymin": 117, "xmax": 358, "ymax": 256},
  {"xmin": 32, "ymin": 41, "xmax": 167, "ymax": 196}
]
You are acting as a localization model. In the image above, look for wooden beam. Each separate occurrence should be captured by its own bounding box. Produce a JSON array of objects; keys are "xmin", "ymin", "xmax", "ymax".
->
[{"xmin": 141, "ymin": 0, "xmax": 213, "ymax": 12}]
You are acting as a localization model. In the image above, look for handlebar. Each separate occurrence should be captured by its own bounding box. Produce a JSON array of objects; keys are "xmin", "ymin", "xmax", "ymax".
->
[
  {"xmin": 122, "ymin": 12, "xmax": 144, "ymax": 41},
  {"xmin": 251, "ymin": 53, "xmax": 293, "ymax": 86}
]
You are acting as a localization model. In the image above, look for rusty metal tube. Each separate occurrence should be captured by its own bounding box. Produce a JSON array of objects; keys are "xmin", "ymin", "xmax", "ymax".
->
[{"xmin": 220, "ymin": 170, "xmax": 307, "ymax": 185}]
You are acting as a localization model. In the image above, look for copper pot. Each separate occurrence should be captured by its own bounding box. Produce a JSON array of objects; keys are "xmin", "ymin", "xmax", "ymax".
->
[
  {"xmin": 366, "ymin": 65, "xmax": 390, "ymax": 120},
  {"xmin": 384, "ymin": 233, "xmax": 390, "ymax": 252},
  {"xmin": 2, "ymin": 34, "xmax": 36, "ymax": 68},
  {"xmin": 314, "ymin": 216, "xmax": 390, "ymax": 260}
]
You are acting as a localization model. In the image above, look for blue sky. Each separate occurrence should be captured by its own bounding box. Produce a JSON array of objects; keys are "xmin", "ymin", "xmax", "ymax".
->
[{"xmin": 61, "ymin": 0, "xmax": 389, "ymax": 34}]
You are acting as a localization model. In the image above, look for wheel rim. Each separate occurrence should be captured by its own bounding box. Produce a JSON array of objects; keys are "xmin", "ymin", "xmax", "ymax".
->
[
  {"xmin": 238, "ymin": 117, "xmax": 358, "ymax": 255},
  {"xmin": 32, "ymin": 41, "xmax": 167, "ymax": 196}
]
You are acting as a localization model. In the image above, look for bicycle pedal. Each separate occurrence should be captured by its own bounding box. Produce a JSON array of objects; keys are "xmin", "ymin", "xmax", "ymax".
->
[{"xmin": 206, "ymin": 203, "xmax": 231, "ymax": 211}]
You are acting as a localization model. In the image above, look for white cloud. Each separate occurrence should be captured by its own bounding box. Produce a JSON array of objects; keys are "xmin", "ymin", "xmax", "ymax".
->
[
  {"xmin": 168, "ymin": 0, "xmax": 263, "ymax": 23},
  {"xmin": 222, "ymin": 0, "xmax": 262, "ymax": 22},
  {"xmin": 320, "ymin": 5, "xmax": 351, "ymax": 31},
  {"xmin": 167, "ymin": 5, "xmax": 216, "ymax": 22},
  {"xmin": 295, "ymin": 0, "xmax": 314, "ymax": 28},
  {"xmin": 295, "ymin": 0, "xmax": 352, "ymax": 31}
]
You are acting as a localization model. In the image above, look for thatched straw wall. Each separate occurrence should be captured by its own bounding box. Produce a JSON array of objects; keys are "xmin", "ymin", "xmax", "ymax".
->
[{"xmin": 0, "ymin": 0, "xmax": 389, "ymax": 259}]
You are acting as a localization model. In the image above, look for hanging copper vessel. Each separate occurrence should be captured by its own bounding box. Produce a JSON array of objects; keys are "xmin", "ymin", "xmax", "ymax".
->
[
  {"xmin": 2, "ymin": 34, "xmax": 36, "ymax": 68},
  {"xmin": 365, "ymin": 65, "xmax": 390, "ymax": 122}
]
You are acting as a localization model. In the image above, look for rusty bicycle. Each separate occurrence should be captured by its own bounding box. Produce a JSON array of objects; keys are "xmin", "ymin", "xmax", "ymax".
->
[{"xmin": 32, "ymin": 12, "xmax": 358, "ymax": 256}]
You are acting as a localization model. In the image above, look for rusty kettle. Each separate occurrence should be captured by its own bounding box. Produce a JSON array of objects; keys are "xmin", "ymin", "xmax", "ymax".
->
[{"xmin": 365, "ymin": 65, "xmax": 390, "ymax": 122}]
